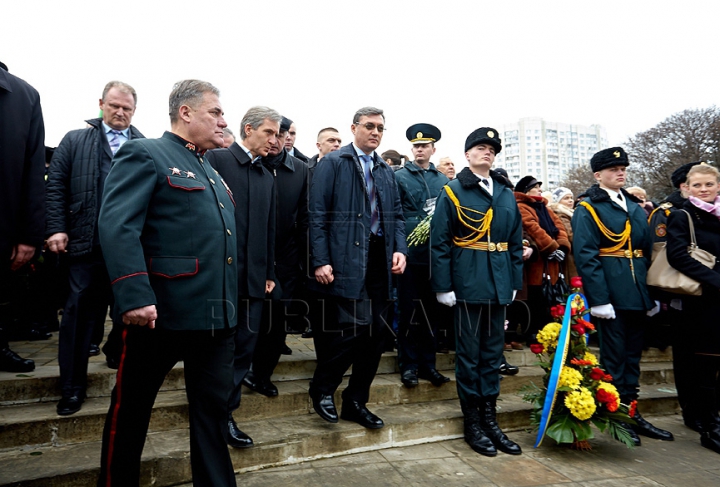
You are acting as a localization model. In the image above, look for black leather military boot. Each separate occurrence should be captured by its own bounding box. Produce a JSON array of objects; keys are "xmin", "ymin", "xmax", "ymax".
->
[
  {"xmin": 461, "ymin": 399, "xmax": 496, "ymax": 457},
  {"xmin": 480, "ymin": 396, "xmax": 522, "ymax": 455}
]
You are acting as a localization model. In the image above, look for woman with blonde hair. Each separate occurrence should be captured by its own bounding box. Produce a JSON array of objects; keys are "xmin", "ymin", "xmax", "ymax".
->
[
  {"xmin": 549, "ymin": 187, "xmax": 577, "ymax": 278},
  {"xmin": 666, "ymin": 163, "xmax": 720, "ymax": 454}
]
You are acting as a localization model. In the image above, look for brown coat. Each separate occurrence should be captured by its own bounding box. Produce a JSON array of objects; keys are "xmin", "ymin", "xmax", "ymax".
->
[
  {"xmin": 515, "ymin": 192, "xmax": 570, "ymax": 286},
  {"xmin": 548, "ymin": 202, "xmax": 578, "ymax": 279}
]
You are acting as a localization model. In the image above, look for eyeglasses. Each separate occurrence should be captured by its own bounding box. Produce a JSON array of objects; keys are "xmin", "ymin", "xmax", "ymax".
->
[{"xmin": 355, "ymin": 122, "xmax": 385, "ymax": 133}]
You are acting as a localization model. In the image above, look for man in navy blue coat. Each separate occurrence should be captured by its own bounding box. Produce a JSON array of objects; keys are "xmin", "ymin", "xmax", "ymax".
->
[{"xmin": 308, "ymin": 106, "xmax": 407, "ymax": 429}]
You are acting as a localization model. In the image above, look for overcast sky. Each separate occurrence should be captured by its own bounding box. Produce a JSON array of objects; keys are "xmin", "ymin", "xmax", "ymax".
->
[{"xmin": 3, "ymin": 0, "xmax": 717, "ymax": 168}]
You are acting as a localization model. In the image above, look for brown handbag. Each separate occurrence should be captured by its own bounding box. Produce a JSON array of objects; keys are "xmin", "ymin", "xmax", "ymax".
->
[{"xmin": 646, "ymin": 210, "xmax": 716, "ymax": 296}]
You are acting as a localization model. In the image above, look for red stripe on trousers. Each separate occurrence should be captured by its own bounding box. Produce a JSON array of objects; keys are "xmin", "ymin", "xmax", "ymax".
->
[{"xmin": 104, "ymin": 326, "xmax": 129, "ymax": 487}]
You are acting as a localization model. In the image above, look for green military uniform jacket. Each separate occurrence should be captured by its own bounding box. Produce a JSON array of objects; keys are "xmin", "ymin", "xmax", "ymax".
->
[
  {"xmin": 98, "ymin": 132, "xmax": 238, "ymax": 331},
  {"xmin": 430, "ymin": 168, "xmax": 523, "ymax": 305},
  {"xmin": 572, "ymin": 184, "xmax": 654, "ymax": 311},
  {"xmin": 395, "ymin": 160, "xmax": 448, "ymax": 266}
]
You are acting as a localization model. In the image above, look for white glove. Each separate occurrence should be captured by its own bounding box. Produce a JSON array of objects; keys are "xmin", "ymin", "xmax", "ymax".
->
[
  {"xmin": 590, "ymin": 304, "xmax": 616, "ymax": 320},
  {"xmin": 549, "ymin": 249, "xmax": 566, "ymax": 262},
  {"xmin": 436, "ymin": 291, "xmax": 457, "ymax": 307},
  {"xmin": 512, "ymin": 290, "xmax": 518, "ymax": 301},
  {"xmin": 647, "ymin": 300, "xmax": 661, "ymax": 317}
]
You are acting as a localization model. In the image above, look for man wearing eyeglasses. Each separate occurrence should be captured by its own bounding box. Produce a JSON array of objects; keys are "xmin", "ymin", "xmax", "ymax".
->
[{"xmin": 308, "ymin": 106, "xmax": 407, "ymax": 429}]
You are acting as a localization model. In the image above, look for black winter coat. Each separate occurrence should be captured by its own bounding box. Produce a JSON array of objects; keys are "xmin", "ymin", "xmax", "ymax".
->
[
  {"xmin": 207, "ymin": 143, "xmax": 276, "ymax": 299},
  {"xmin": 666, "ymin": 200, "xmax": 720, "ymax": 353},
  {"xmin": 308, "ymin": 144, "xmax": 407, "ymax": 299},
  {"xmin": 0, "ymin": 68, "xmax": 45, "ymax": 259},
  {"xmin": 45, "ymin": 118, "xmax": 144, "ymax": 256}
]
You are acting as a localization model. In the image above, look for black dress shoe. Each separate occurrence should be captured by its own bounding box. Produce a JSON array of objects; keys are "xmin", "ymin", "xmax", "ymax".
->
[
  {"xmin": 310, "ymin": 391, "xmax": 338, "ymax": 423},
  {"xmin": 418, "ymin": 368, "xmax": 450, "ymax": 386},
  {"xmin": 499, "ymin": 360, "xmax": 519, "ymax": 376},
  {"xmin": 301, "ymin": 330, "xmax": 313, "ymax": 339},
  {"xmin": 618, "ymin": 421, "xmax": 642, "ymax": 446},
  {"xmin": 632, "ymin": 413, "xmax": 674, "ymax": 441},
  {"xmin": 684, "ymin": 416, "xmax": 704, "ymax": 433},
  {"xmin": 228, "ymin": 417, "xmax": 254, "ymax": 448},
  {"xmin": 57, "ymin": 395, "xmax": 84, "ymax": 416},
  {"xmin": 242, "ymin": 376, "xmax": 278, "ymax": 397},
  {"xmin": 88, "ymin": 344, "xmax": 101, "ymax": 357},
  {"xmin": 0, "ymin": 348, "xmax": 35, "ymax": 373},
  {"xmin": 401, "ymin": 369, "xmax": 419, "ymax": 388},
  {"xmin": 281, "ymin": 344, "xmax": 292, "ymax": 355},
  {"xmin": 106, "ymin": 357, "xmax": 119, "ymax": 370},
  {"xmin": 340, "ymin": 400, "xmax": 384, "ymax": 429}
]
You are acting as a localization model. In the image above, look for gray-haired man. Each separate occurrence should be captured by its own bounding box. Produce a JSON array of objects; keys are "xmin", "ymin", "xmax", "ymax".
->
[{"xmin": 206, "ymin": 106, "xmax": 280, "ymax": 449}]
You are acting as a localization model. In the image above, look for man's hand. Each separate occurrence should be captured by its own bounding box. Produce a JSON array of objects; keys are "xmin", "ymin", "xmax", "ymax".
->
[
  {"xmin": 47, "ymin": 232, "xmax": 68, "ymax": 254},
  {"xmin": 522, "ymin": 246, "xmax": 534, "ymax": 261},
  {"xmin": 122, "ymin": 305, "xmax": 158, "ymax": 329},
  {"xmin": 265, "ymin": 280, "xmax": 275, "ymax": 294},
  {"xmin": 436, "ymin": 291, "xmax": 457, "ymax": 307},
  {"xmin": 315, "ymin": 264, "xmax": 334, "ymax": 285},
  {"xmin": 10, "ymin": 244, "xmax": 36, "ymax": 271},
  {"xmin": 391, "ymin": 252, "xmax": 406, "ymax": 275}
]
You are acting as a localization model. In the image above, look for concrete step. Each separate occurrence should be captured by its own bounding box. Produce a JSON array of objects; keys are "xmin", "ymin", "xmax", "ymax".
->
[
  {"xmin": 0, "ymin": 387, "xmax": 680, "ymax": 487},
  {"xmin": 0, "ymin": 361, "xmax": 675, "ymax": 453}
]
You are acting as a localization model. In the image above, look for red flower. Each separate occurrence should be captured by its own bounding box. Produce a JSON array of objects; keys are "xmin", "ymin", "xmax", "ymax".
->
[
  {"xmin": 577, "ymin": 318, "xmax": 595, "ymax": 331},
  {"xmin": 603, "ymin": 374, "xmax": 613, "ymax": 382},
  {"xmin": 530, "ymin": 343, "xmax": 544, "ymax": 354},
  {"xmin": 570, "ymin": 276, "xmax": 583, "ymax": 288},
  {"xmin": 590, "ymin": 368, "xmax": 605, "ymax": 381},
  {"xmin": 570, "ymin": 358, "xmax": 592, "ymax": 366},
  {"xmin": 628, "ymin": 400, "xmax": 638, "ymax": 418},
  {"xmin": 606, "ymin": 400, "xmax": 619, "ymax": 412},
  {"xmin": 571, "ymin": 307, "xmax": 577, "ymax": 316},
  {"xmin": 550, "ymin": 306, "xmax": 561, "ymax": 318},
  {"xmin": 571, "ymin": 324, "xmax": 586, "ymax": 335}
]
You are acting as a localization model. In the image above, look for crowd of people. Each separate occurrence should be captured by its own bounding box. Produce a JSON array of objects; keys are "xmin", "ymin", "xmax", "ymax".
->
[{"xmin": 2, "ymin": 64, "xmax": 719, "ymax": 486}]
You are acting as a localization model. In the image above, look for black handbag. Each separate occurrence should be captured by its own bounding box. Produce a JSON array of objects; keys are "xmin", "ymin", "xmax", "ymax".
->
[{"xmin": 542, "ymin": 261, "xmax": 569, "ymax": 304}]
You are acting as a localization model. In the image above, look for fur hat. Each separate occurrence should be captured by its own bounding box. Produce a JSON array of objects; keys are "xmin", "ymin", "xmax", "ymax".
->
[
  {"xmin": 590, "ymin": 147, "xmax": 629, "ymax": 172},
  {"xmin": 464, "ymin": 127, "xmax": 502, "ymax": 154}
]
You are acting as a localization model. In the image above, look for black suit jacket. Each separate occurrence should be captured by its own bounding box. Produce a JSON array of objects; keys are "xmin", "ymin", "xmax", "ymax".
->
[
  {"xmin": 207, "ymin": 142, "xmax": 276, "ymax": 299},
  {"xmin": 0, "ymin": 67, "xmax": 45, "ymax": 259}
]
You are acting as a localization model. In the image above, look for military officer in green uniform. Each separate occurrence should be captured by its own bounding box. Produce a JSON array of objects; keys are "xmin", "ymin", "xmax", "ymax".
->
[
  {"xmin": 96, "ymin": 80, "xmax": 238, "ymax": 487},
  {"xmin": 572, "ymin": 147, "xmax": 674, "ymax": 447},
  {"xmin": 395, "ymin": 123, "xmax": 450, "ymax": 388},
  {"xmin": 431, "ymin": 127, "xmax": 523, "ymax": 457}
]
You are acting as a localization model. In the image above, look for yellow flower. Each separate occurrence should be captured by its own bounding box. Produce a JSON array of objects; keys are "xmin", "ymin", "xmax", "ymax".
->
[
  {"xmin": 558, "ymin": 366, "xmax": 583, "ymax": 390},
  {"xmin": 564, "ymin": 387, "xmax": 596, "ymax": 420},
  {"xmin": 537, "ymin": 322, "xmax": 562, "ymax": 348},
  {"xmin": 597, "ymin": 381, "xmax": 620, "ymax": 411},
  {"xmin": 583, "ymin": 351, "xmax": 599, "ymax": 365}
]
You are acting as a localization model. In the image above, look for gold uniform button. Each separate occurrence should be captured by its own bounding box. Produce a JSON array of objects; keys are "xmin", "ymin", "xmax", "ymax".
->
[
  {"xmin": 210, "ymin": 178, "xmax": 216, "ymax": 184},
  {"xmin": 219, "ymin": 202, "xmax": 225, "ymax": 209},
  {"xmin": 227, "ymin": 229, "xmax": 232, "ymax": 235},
  {"xmin": 227, "ymin": 257, "xmax": 233, "ymax": 264}
]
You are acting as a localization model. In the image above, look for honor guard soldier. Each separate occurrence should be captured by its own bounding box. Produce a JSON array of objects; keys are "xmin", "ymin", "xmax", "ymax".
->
[
  {"xmin": 395, "ymin": 123, "xmax": 450, "ymax": 388},
  {"xmin": 431, "ymin": 128, "xmax": 524, "ymax": 457},
  {"xmin": 572, "ymin": 147, "xmax": 674, "ymax": 446},
  {"xmin": 647, "ymin": 160, "xmax": 707, "ymax": 432}
]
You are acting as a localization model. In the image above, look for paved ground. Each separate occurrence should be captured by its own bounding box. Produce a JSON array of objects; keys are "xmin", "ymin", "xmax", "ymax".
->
[{"xmin": 176, "ymin": 415, "xmax": 717, "ymax": 487}]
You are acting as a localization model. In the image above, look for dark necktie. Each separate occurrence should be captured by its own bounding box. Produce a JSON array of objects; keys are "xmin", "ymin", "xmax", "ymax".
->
[
  {"xmin": 617, "ymin": 193, "xmax": 623, "ymax": 201},
  {"xmin": 109, "ymin": 130, "xmax": 123, "ymax": 155},
  {"xmin": 481, "ymin": 178, "xmax": 489, "ymax": 187},
  {"xmin": 360, "ymin": 154, "xmax": 380, "ymax": 235}
]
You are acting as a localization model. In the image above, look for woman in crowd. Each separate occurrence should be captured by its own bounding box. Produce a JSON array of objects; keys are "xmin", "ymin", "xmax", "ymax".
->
[
  {"xmin": 666, "ymin": 164, "xmax": 720, "ymax": 454},
  {"xmin": 548, "ymin": 187, "xmax": 577, "ymax": 278},
  {"xmin": 513, "ymin": 176, "xmax": 570, "ymax": 343}
]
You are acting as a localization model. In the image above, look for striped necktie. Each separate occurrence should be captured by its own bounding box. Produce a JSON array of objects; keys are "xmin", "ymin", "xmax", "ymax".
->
[
  {"xmin": 108, "ymin": 130, "xmax": 123, "ymax": 155},
  {"xmin": 360, "ymin": 154, "xmax": 380, "ymax": 235}
]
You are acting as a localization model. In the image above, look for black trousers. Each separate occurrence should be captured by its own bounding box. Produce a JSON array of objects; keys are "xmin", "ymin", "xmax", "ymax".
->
[
  {"xmin": 454, "ymin": 302, "xmax": 505, "ymax": 402},
  {"xmin": 250, "ymin": 298, "xmax": 289, "ymax": 383},
  {"xmin": 310, "ymin": 237, "xmax": 391, "ymax": 405},
  {"xmin": 97, "ymin": 326, "xmax": 236, "ymax": 487},
  {"xmin": 228, "ymin": 297, "xmax": 263, "ymax": 412},
  {"xmin": 58, "ymin": 247, "xmax": 112, "ymax": 397},
  {"xmin": 596, "ymin": 309, "xmax": 645, "ymax": 400},
  {"xmin": 397, "ymin": 264, "xmax": 439, "ymax": 373}
]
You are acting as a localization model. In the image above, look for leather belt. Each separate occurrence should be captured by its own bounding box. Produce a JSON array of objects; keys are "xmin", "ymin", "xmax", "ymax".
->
[
  {"xmin": 464, "ymin": 241, "xmax": 508, "ymax": 252},
  {"xmin": 600, "ymin": 249, "xmax": 644, "ymax": 258}
]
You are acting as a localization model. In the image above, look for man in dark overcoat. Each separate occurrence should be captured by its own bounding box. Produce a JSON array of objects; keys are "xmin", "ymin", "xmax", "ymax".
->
[
  {"xmin": 572, "ymin": 147, "xmax": 674, "ymax": 446},
  {"xmin": 395, "ymin": 123, "xmax": 450, "ymax": 388},
  {"xmin": 46, "ymin": 81, "xmax": 145, "ymax": 415},
  {"xmin": 308, "ymin": 106, "xmax": 407, "ymax": 429},
  {"xmin": 206, "ymin": 106, "xmax": 279, "ymax": 449},
  {"xmin": 431, "ymin": 128, "xmax": 524, "ymax": 457},
  {"xmin": 97, "ymin": 79, "xmax": 238, "ymax": 486},
  {"xmin": 0, "ymin": 62, "xmax": 44, "ymax": 372},
  {"xmin": 243, "ymin": 116, "xmax": 308, "ymax": 397}
]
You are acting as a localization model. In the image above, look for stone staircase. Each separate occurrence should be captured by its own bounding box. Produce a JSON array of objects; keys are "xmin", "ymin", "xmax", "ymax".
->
[{"xmin": 0, "ymin": 328, "xmax": 680, "ymax": 486}]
